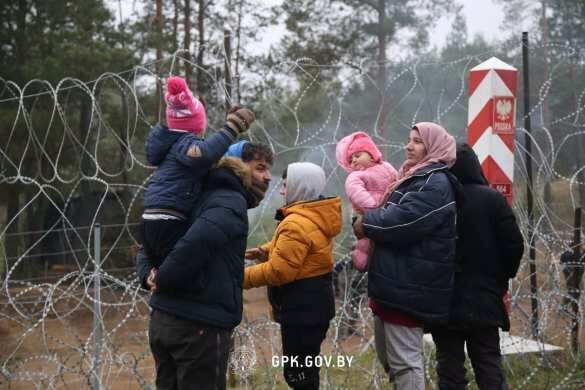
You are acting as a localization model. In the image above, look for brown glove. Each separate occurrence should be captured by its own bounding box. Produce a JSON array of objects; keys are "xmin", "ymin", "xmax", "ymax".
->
[
  {"xmin": 226, "ymin": 107, "xmax": 255, "ymax": 134},
  {"xmin": 227, "ymin": 104, "xmax": 242, "ymax": 115}
]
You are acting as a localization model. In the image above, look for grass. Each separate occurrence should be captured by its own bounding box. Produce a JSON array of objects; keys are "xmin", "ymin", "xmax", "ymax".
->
[
  {"xmin": 502, "ymin": 351, "xmax": 585, "ymax": 389},
  {"xmin": 228, "ymin": 348, "xmax": 585, "ymax": 389}
]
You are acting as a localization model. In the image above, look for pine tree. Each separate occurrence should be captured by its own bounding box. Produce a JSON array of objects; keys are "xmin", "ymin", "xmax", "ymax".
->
[
  {"xmin": 0, "ymin": 0, "xmax": 137, "ymax": 274},
  {"xmin": 276, "ymin": 0, "xmax": 454, "ymax": 134}
]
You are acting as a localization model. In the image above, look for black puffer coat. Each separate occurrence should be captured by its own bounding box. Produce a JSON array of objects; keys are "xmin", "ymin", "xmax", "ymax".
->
[
  {"xmin": 136, "ymin": 157, "xmax": 254, "ymax": 329},
  {"xmin": 448, "ymin": 143, "xmax": 524, "ymax": 330}
]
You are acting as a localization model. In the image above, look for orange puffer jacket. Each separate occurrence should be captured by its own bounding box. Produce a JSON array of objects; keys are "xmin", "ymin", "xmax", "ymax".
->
[{"xmin": 243, "ymin": 197, "xmax": 342, "ymax": 289}]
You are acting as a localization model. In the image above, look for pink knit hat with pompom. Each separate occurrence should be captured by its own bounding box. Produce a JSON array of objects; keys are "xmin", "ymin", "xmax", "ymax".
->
[
  {"xmin": 336, "ymin": 131, "xmax": 383, "ymax": 172},
  {"xmin": 165, "ymin": 76, "xmax": 207, "ymax": 135}
]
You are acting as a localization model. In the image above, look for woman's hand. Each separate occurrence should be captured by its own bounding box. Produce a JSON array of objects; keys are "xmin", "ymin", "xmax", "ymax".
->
[
  {"xmin": 147, "ymin": 268, "xmax": 158, "ymax": 293},
  {"xmin": 353, "ymin": 215, "xmax": 365, "ymax": 239},
  {"xmin": 245, "ymin": 247, "xmax": 268, "ymax": 262}
]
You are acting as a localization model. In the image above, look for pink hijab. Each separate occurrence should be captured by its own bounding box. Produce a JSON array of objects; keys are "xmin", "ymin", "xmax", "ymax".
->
[{"xmin": 387, "ymin": 122, "xmax": 456, "ymax": 194}]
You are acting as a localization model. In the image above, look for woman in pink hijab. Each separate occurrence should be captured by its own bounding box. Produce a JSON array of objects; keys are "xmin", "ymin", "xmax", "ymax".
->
[{"xmin": 353, "ymin": 122, "xmax": 460, "ymax": 389}]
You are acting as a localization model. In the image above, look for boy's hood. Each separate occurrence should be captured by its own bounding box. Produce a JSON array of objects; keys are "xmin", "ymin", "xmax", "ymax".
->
[
  {"xmin": 282, "ymin": 197, "xmax": 342, "ymax": 238},
  {"xmin": 286, "ymin": 162, "xmax": 327, "ymax": 204}
]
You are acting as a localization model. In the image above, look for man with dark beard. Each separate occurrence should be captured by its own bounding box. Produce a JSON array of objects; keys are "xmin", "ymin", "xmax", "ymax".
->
[
  {"xmin": 225, "ymin": 140, "xmax": 273, "ymax": 206},
  {"xmin": 136, "ymin": 141, "xmax": 273, "ymax": 390}
]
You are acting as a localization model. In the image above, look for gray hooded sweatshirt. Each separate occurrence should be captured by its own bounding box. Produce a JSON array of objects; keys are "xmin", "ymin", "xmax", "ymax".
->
[{"xmin": 286, "ymin": 162, "xmax": 327, "ymax": 204}]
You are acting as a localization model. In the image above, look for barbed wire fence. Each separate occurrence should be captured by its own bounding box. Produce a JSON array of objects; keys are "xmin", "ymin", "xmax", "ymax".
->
[{"xmin": 1, "ymin": 36, "xmax": 585, "ymax": 389}]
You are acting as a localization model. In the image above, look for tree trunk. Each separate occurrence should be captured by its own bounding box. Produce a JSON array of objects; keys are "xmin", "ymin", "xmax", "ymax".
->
[
  {"xmin": 563, "ymin": 10, "xmax": 585, "ymax": 212},
  {"xmin": 377, "ymin": 0, "xmax": 389, "ymax": 136},
  {"xmin": 5, "ymin": 0, "xmax": 28, "ymax": 270},
  {"xmin": 119, "ymin": 94, "xmax": 131, "ymax": 208},
  {"xmin": 184, "ymin": 0, "xmax": 193, "ymax": 86},
  {"xmin": 155, "ymin": 0, "xmax": 163, "ymax": 121},
  {"xmin": 576, "ymin": 142, "xmax": 585, "ymax": 212},
  {"xmin": 377, "ymin": 0, "xmax": 387, "ymax": 89},
  {"xmin": 78, "ymin": 93, "xmax": 98, "ymax": 256},
  {"xmin": 196, "ymin": 0, "xmax": 205, "ymax": 94},
  {"xmin": 25, "ymin": 194, "xmax": 47, "ymax": 278},
  {"xmin": 234, "ymin": 0, "xmax": 243, "ymax": 102},
  {"xmin": 5, "ymin": 190, "xmax": 21, "ymax": 272},
  {"xmin": 570, "ymin": 63, "xmax": 585, "ymax": 210},
  {"xmin": 15, "ymin": 0, "xmax": 27, "ymax": 83},
  {"xmin": 173, "ymin": 0, "xmax": 180, "ymax": 52},
  {"xmin": 540, "ymin": 0, "xmax": 553, "ymax": 223},
  {"xmin": 540, "ymin": 0, "xmax": 551, "ymax": 128},
  {"xmin": 79, "ymin": 97, "xmax": 95, "ymax": 191},
  {"xmin": 224, "ymin": 29, "xmax": 232, "ymax": 109}
]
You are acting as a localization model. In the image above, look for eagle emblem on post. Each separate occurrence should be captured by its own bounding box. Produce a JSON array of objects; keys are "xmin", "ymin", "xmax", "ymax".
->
[
  {"xmin": 496, "ymin": 99, "xmax": 512, "ymax": 121},
  {"xmin": 492, "ymin": 96, "xmax": 515, "ymax": 134}
]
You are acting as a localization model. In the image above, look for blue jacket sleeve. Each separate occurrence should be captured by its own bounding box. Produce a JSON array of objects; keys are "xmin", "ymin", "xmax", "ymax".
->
[
  {"xmin": 155, "ymin": 205, "xmax": 244, "ymax": 293},
  {"xmin": 135, "ymin": 247, "xmax": 153, "ymax": 290},
  {"xmin": 174, "ymin": 126, "xmax": 237, "ymax": 169},
  {"xmin": 362, "ymin": 173, "xmax": 455, "ymax": 246}
]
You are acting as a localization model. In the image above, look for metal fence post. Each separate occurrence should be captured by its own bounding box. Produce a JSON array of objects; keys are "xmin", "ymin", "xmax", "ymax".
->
[
  {"xmin": 522, "ymin": 31, "xmax": 539, "ymax": 339},
  {"xmin": 91, "ymin": 223, "xmax": 102, "ymax": 390},
  {"xmin": 571, "ymin": 208, "xmax": 583, "ymax": 352}
]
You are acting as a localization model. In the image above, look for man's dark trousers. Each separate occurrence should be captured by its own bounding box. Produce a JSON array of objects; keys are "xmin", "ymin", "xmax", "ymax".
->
[
  {"xmin": 149, "ymin": 309, "xmax": 231, "ymax": 390},
  {"xmin": 431, "ymin": 327, "xmax": 508, "ymax": 390}
]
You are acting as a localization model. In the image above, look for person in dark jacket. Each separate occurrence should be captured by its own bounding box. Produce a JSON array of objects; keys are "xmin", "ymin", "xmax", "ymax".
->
[
  {"xmin": 430, "ymin": 143, "xmax": 524, "ymax": 390},
  {"xmin": 136, "ymin": 144, "xmax": 274, "ymax": 390},
  {"xmin": 559, "ymin": 243, "xmax": 585, "ymax": 317},
  {"xmin": 142, "ymin": 76, "xmax": 254, "ymax": 270},
  {"xmin": 244, "ymin": 162, "xmax": 342, "ymax": 390},
  {"xmin": 353, "ymin": 122, "xmax": 459, "ymax": 389}
]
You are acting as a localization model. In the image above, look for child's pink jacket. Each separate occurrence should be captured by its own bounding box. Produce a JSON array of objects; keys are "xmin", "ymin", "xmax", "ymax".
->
[
  {"xmin": 336, "ymin": 132, "xmax": 397, "ymax": 271},
  {"xmin": 345, "ymin": 162, "xmax": 397, "ymax": 212},
  {"xmin": 336, "ymin": 131, "xmax": 397, "ymax": 212}
]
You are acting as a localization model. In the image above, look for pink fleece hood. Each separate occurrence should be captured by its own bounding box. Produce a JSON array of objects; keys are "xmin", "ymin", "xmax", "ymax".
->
[{"xmin": 335, "ymin": 131, "xmax": 383, "ymax": 172}]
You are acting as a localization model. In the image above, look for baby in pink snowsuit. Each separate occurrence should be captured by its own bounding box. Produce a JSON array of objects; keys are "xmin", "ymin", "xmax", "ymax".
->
[{"xmin": 336, "ymin": 131, "xmax": 397, "ymax": 271}]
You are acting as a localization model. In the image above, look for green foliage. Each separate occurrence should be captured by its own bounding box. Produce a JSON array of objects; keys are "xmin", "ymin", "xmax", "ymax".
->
[
  {"xmin": 0, "ymin": 236, "xmax": 5, "ymax": 277},
  {"xmin": 496, "ymin": 0, "xmax": 585, "ymax": 206},
  {"xmin": 1, "ymin": 0, "xmax": 136, "ymax": 84},
  {"xmin": 277, "ymin": 0, "xmax": 455, "ymax": 64},
  {"xmin": 0, "ymin": 0, "xmax": 141, "ymax": 275},
  {"xmin": 270, "ymin": 0, "xmax": 364, "ymax": 87}
]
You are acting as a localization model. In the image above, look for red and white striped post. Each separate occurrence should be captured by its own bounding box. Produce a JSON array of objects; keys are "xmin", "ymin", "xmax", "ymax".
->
[{"xmin": 467, "ymin": 57, "xmax": 518, "ymax": 204}]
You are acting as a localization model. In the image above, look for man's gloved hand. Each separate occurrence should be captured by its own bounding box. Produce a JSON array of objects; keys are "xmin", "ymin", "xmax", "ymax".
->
[{"xmin": 226, "ymin": 106, "xmax": 255, "ymax": 134}]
